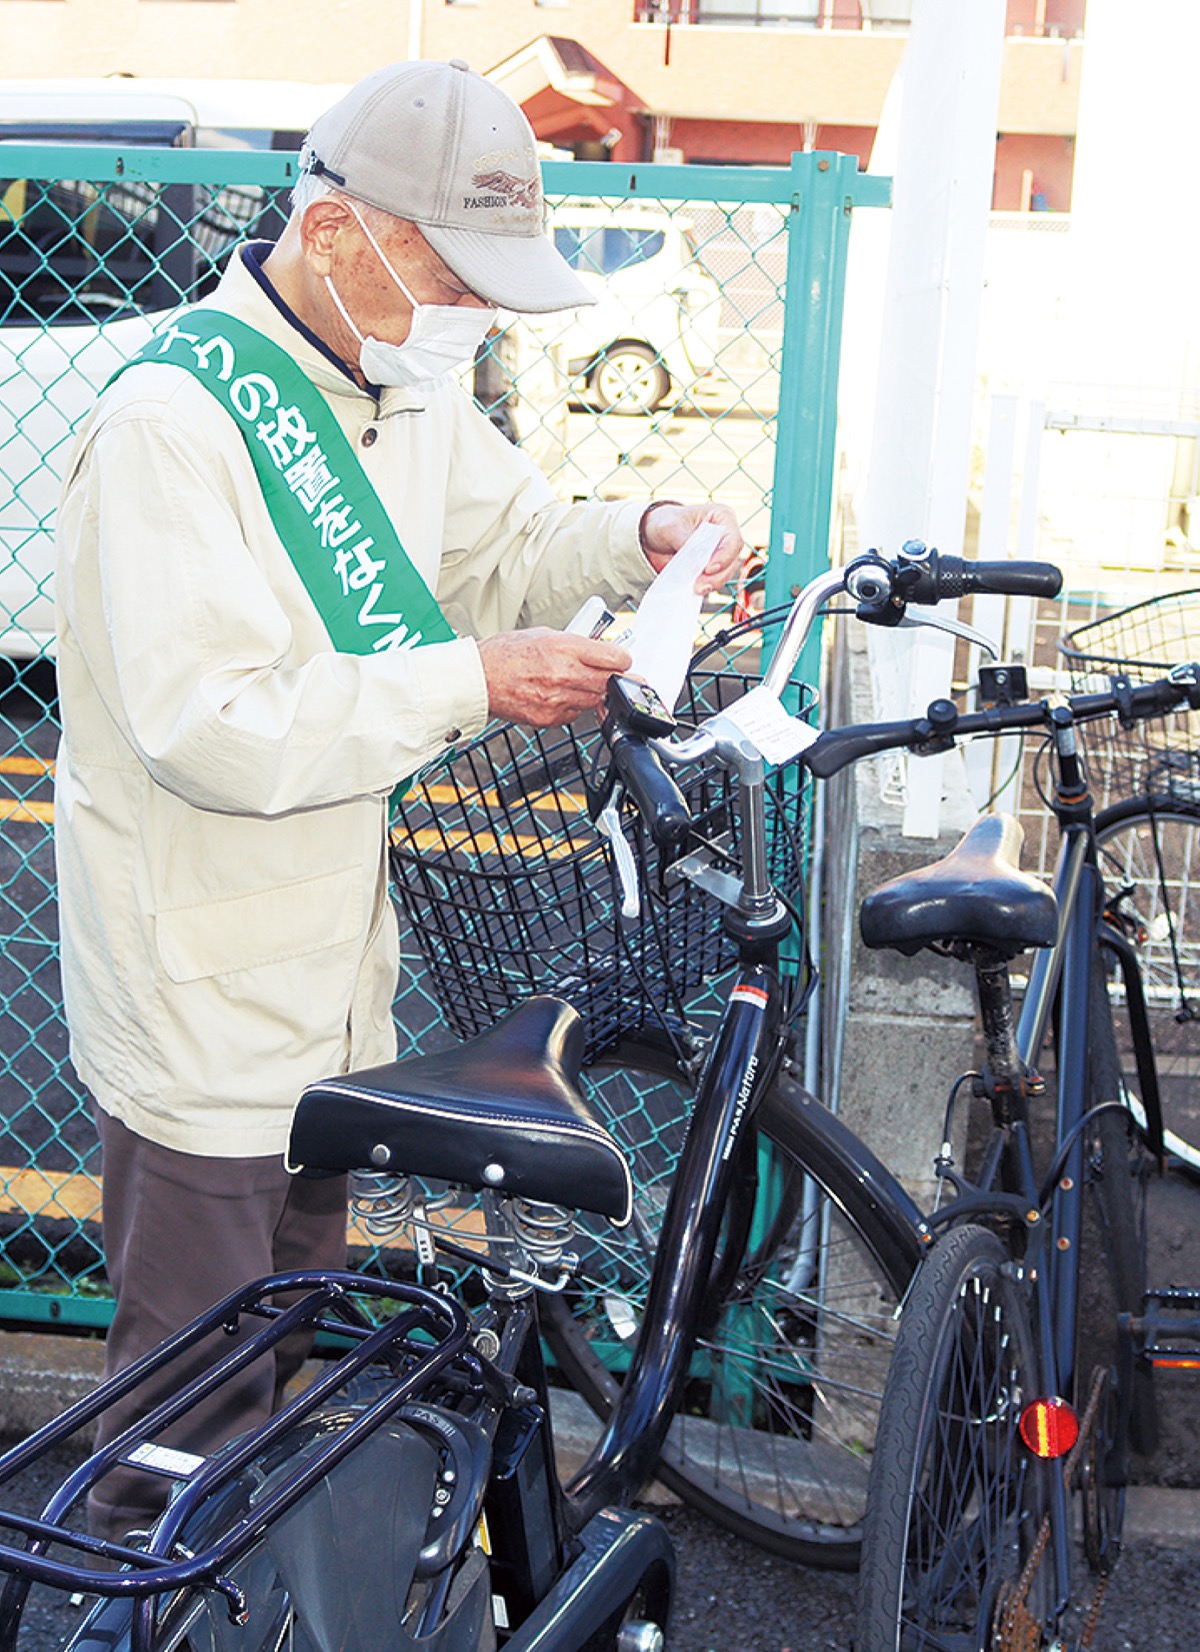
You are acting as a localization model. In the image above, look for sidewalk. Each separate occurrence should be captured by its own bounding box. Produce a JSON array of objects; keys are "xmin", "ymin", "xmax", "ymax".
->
[{"xmin": 3, "ymin": 1328, "xmax": 1200, "ymax": 1547}]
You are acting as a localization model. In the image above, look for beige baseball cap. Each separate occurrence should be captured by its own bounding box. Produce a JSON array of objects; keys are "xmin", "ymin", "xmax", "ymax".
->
[{"xmin": 304, "ymin": 58, "xmax": 595, "ymax": 314}]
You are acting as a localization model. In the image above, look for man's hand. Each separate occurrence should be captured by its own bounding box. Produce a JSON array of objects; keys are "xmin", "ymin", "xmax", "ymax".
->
[
  {"xmin": 478, "ymin": 629, "xmax": 632, "ymax": 727},
  {"xmin": 639, "ymin": 501, "xmax": 744, "ymax": 594}
]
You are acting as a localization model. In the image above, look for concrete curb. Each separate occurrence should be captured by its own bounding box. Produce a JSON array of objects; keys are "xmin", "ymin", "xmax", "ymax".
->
[
  {"xmin": 0, "ymin": 1328, "xmax": 104, "ymax": 1439},
  {"xmin": 2, "ymin": 1331, "xmax": 1197, "ymax": 1543},
  {"xmin": 1123, "ymin": 1485, "xmax": 1200, "ymax": 1546}
]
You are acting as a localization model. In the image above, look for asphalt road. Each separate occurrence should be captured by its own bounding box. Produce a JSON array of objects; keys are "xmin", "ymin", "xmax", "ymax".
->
[{"xmin": 656, "ymin": 1501, "xmax": 1200, "ymax": 1652}]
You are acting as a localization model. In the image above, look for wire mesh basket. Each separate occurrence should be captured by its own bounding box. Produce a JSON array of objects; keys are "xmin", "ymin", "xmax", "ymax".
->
[
  {"xmin": 389, "ymin": 623, "xmax": 815, "ymax": 1063},
  {"xmin": 1060, "ymin": 589, "xmax": 1200, "ymax": 807}
]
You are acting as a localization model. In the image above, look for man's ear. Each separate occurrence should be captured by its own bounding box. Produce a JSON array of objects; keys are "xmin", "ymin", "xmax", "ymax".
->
[{"xmin": 298, "ymin": 197, "xmax": 354, "ymax": 276}]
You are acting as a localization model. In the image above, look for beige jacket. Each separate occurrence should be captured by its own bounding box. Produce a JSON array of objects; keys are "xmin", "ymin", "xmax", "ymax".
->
[{"xmin": 54, "ymin": 247, "xmax": 652, "ymax": 1157}]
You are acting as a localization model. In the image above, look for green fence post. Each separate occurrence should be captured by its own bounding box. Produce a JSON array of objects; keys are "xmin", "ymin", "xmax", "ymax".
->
[{"xmin": 767, "ymin": 152, "xmax": 891, "ymax": 684}]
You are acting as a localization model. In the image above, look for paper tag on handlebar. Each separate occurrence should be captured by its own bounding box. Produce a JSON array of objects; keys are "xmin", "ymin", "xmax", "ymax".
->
[{"xmin": 716, "ymin": 684, "xmax": 816, "ymax": 766}]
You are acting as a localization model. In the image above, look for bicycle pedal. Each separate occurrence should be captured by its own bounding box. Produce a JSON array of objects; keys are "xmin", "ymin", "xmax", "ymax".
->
[
  {"xmin": 1136, "ymin": 1289, "xmax": 1200, "ymax": 1368},
  {"xmin": 1146, "ymin": 1287, "xmax": 1200, "ymax": 1310}
]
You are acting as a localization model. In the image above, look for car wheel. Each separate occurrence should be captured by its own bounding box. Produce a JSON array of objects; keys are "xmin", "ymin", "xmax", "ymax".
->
[{"xmin": 589, "ymin": 344, "xmax": 671, "ymax": 415}]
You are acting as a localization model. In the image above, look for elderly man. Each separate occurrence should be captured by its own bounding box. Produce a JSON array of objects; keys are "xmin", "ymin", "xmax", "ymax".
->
[{"xmin": 53, "ymin": 57, "xmax": 741, "ymax": 1541}]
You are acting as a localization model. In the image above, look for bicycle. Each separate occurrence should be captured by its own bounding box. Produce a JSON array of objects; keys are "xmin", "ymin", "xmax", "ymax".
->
[
  {"xmin": 0, "ymin": 546, "xmax": 1059, "ymax": 1651},
  {"xmin": 385, "ymin": 542, "xmax": 1070, "ymax": 1567},
  {"xmin": 1062, "ymin": 590, "xmax": 1200, "ymax": 1176},
  {"xmin": 847, "ymin": 649, "xmax": 1200, "ymax": 1648}
]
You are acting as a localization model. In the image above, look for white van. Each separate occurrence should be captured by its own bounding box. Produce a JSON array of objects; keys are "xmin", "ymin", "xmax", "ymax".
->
[
  {"xmin": 0, "ymin": 79, "xmax": 342, "ymax": 659},
  {"xmin": 537, "ymin": 200, "xmax": 721, "ymax": 415}
]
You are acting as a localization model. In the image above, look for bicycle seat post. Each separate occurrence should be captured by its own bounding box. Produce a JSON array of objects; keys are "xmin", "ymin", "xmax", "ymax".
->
[{"xmin": 972, "ymin": 945, "xmax": 1036, "ymax": 1128}]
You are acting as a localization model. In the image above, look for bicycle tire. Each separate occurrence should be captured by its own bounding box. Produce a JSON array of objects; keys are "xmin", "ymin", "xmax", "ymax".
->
[
  {"xmin": 1096, "ymin": 794, "xmax": 1200, "ymax": 1173},
  {"xmin": 543, "ymin": 1065, "xmax": 923, "ymax": 1569},
  {"xmin": 855, "ymin": 1224, "xmax": 1047, "ymax": 1652}
]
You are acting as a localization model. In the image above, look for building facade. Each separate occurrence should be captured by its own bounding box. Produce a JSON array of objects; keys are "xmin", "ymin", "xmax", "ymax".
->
[{"xmin": 3, "ymin": 0, "xmax": 1085, "ymax": 206}]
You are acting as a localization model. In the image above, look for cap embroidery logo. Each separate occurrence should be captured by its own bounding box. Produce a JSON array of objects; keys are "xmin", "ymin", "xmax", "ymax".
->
[{"xmin": 464, "ymin": 167, "xmax": 540, "ymax": 213}]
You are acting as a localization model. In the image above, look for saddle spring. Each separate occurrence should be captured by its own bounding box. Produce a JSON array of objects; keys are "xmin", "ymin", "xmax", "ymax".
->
[{"xmin": 349, "ymin": 1172, "xmax": 580, "ymax": 1297}]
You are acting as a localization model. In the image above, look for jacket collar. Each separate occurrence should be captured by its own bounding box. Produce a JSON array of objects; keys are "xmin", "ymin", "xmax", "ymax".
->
[{"xmin": 212, "ymin": 243, "xmax": 431, "ymax": 416}]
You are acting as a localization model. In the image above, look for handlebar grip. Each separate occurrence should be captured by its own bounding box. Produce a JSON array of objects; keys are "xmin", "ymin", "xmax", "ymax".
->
[
  {"xmin": 889, "ymin": 548, "xmax": 1064, "ymax": 606},
  {"xmin": 802, "ymin": 719, "xmax": 922, "ymax": 779},
  {"xmin": 610, "ymin": 730, "xmax": 692, "ymax": 848},
  {"xmin": 958, "ymin": 559, "xmax": 1063, "ymax": 599}
]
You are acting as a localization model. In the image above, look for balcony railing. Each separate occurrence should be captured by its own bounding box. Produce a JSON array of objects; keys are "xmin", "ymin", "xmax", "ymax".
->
[
  {"xmin": 632, "ymin": 1, "xmax": 915, "ymax": 26},
  {"xmin": 632, "ymin": 0, "xmax": 1084, "ymax": 33}
]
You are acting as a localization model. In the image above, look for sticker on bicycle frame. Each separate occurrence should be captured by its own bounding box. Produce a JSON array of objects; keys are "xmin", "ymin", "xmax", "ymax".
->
[
  {"xmin": 716, "ymin": 684, "xmax": 816, "ymax": 767},
  {"xmin": 730, "ymin": 984, "xmax": 770, "ymax": 1008},
  {"xmin": 125, "ymin": 1442, "xmax": 206, "ymax": 1478}
]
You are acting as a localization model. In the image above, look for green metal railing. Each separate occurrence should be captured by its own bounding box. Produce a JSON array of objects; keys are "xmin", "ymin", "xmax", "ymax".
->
[{"xmin": 0, "ymin": 142, "xmax": 888, "ymax": 1327}]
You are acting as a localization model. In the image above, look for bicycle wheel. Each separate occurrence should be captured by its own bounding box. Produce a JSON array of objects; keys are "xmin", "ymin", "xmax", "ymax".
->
[
  {"xmin": 1096, "ymin": 795, "xmax": 1200, "ymax": 1172},
  {"xmin": 543, "ymin": 1064, "xmax": 922, "ymax": 1568},
  {"xmin": 856, "ymin": 1225, "xmax": 1047, "ymax": 1652}
]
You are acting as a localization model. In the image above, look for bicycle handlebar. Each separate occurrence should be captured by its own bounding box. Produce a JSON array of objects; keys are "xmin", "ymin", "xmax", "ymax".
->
[
  {"xmin": 598, "ymin": 543, "xmax": 1069, "ymax": 868},
  {"xmin": 757, "ymin": 543, "xmax": 1061, "ymax": 697},
  {"xmin": 803, "ymin": 673, "xmax": 1199, "ymax": 779}
]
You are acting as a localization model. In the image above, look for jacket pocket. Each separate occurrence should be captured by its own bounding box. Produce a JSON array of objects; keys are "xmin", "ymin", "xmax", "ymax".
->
[{"xmin": 155, "ymin": 865, "xmax": 364, "ymax": 985}]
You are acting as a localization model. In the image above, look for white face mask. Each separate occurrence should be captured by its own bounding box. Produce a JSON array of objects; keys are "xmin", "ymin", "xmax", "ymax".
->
[{"xmin": 324, "ymin": 202, "xmax": 496, "ymax": 389}]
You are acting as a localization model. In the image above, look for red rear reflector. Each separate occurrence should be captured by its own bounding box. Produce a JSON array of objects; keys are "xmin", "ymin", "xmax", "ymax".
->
[{"xmin": 1019, "ymin": 1397, "xmax": 1080, "ymax": 1459}]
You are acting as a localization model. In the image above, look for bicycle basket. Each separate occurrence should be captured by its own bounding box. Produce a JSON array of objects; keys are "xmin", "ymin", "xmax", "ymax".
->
[
  {"xmin": 1060, "ymin": 589, "xmax": 1200, "ymax": 806},
  {"xmin": 389, "ymin": 621, "xmax": 815, "ymax": 1063}
]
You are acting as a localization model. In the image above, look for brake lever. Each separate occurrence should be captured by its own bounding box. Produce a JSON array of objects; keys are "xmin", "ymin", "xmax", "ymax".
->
[
  {"xmin": 583, "ymin": 748, "xmax": 616, "ymax": 822},
  {"xmin": 595, "ymin": 789, "xmax": 640, "ymax": 921},
  {"xmin": 896, "ymin": 609, "xmax": 999, "ymax": 658}
]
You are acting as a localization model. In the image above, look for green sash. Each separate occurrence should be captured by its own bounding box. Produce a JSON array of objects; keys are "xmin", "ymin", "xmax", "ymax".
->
[{"xmin": 113, "ymin": 309, "xmax": 456, "ymax": 659}]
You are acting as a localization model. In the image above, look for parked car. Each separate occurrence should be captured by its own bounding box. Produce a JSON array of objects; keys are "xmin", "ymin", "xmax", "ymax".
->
[{"xmin": 525, "ymin": 201, "xmax": 722, "ymax": 415}]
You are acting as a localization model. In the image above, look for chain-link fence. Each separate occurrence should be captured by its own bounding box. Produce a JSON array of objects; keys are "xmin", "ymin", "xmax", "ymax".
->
[{"xmin": 0, "ymin": 142, "xmax": 883, "ymax": 1326}]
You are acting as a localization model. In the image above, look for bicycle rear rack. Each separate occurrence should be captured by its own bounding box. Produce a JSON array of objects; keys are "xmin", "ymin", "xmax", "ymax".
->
[{"xmin": 0, "ymin": 1270, "xmax": 476, "ymax": 1645}]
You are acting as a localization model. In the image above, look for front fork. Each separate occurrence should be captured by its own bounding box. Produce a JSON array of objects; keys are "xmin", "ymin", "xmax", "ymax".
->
[{"xmin": 564, "ymin": 963, "xmax": 781, "ymax": 1527}]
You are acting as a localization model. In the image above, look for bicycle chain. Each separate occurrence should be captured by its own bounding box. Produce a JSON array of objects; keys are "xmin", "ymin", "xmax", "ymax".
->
[
  {"xmin": 991, "ymin": 1367, "xmax": 1108, "ymax": 1652},
  {"xmin": 1079, "ymin": 1576, "xmax": 1109, "ymax": 1650}
]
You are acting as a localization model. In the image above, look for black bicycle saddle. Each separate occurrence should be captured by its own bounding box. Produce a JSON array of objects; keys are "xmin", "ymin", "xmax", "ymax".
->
[
  {"xmin": 289, "ymin": 996, "xmax": 632, "ymax": 1224},
  {"xmin": 859, "ymin": 813, "xmax": 1059, "ymax": 959}
]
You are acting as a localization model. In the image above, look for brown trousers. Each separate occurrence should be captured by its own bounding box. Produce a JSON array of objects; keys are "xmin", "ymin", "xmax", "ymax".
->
[{"xmin": 89, "ymin": 1107, "xmax": 347, "ymax": 1543}]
